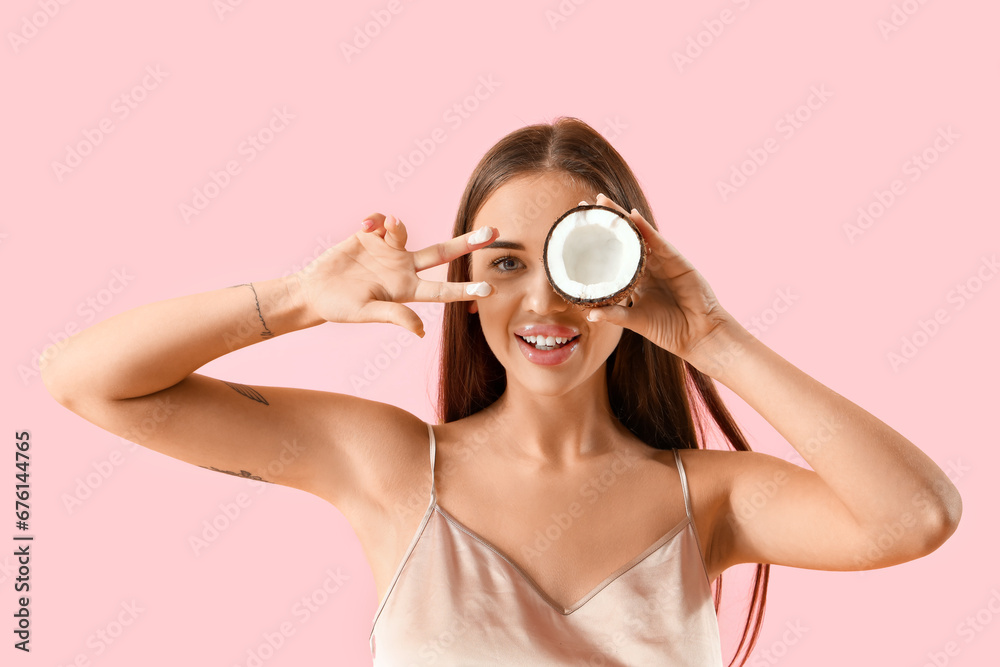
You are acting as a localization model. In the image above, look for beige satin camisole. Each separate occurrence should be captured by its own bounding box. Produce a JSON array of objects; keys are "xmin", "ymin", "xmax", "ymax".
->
[{"xmin": 369, "ymin": 421, "xmax": 724, "ymax": 665}]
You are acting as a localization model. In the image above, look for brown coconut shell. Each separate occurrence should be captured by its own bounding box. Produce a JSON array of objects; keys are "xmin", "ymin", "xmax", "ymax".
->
[{"xmin": 542, "ymin": 204, "xmax": 647, "ymax": 308}]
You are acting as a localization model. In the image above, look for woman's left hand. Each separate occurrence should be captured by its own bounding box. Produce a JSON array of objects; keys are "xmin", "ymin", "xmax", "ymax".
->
[{"xmin": 584, "ymin": 194, "xmax": 738, "ymax": 362}]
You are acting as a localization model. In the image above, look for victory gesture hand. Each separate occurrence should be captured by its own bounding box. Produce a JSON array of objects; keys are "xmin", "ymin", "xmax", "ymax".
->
[
  {"xmin": 294, "ymin": 213, "xmax": 497, "ymax": 338},
  {"xmin": 585, "ymin": 194, "xmax": 737, "ymax": 362}
]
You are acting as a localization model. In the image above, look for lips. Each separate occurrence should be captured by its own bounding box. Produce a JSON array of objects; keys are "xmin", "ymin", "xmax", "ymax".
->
[{"xmin": 515, "ymin": 332, "xmax": 581, "ymax": 366}]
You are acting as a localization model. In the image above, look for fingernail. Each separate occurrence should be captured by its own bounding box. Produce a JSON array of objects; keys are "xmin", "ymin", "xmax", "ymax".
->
[
  {"xmin": 631, "ymin": 208, "xmax": 639, "ymax": 215},
  {"xmin": 588, "ymin": 310, "xmax": 602, "ymax": 322},
  {"xmin": 597, "ymin": 193, "xmax": 606, "ymax": 200},
  {"xmin": 466, "ymin": 281, "xmax": 492, "ymax": 296},
  {"xmin": 362, "ymin": 219, "xmax": 374, "ymax": 230},
  {"xmin": 578, "ymin": 200, "xmax": 588, "ymax": 206},
  {"xmin": 468, "ymin": 226, "xmax": 493, "ymax": 245}
]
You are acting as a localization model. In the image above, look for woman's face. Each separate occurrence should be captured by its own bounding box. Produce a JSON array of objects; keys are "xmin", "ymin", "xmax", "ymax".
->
[{"xmin": 467, "ymin": 172, "xmax": 625, "ymax": 395}]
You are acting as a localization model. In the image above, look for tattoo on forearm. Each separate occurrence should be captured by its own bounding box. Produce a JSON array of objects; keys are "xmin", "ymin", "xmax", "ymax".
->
[
  {"xmin": 227, "ymin": 282, "xmax": 274, "ymax": 338},
  {"xmin": 223, "ymin": 380, "xmax": 270, "ymax": 405},
  {"xmin": 247, "ymin": 282, "xmax": 274, "ymax": 338},
  {"xmin": 199, "ymin": 465, "xmax": 271, "ymax": 483}
]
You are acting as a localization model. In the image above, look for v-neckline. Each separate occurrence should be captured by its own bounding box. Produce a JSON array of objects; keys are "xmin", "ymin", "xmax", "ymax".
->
[{"xmin": 433, "ymin": 501, "xmax": 690, "ymax": 616}]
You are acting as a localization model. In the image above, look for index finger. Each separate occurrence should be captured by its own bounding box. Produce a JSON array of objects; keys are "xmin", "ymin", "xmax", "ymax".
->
[
  {"xmin": 413, "ymin": 277, "xmax": 494, "ymax": 304},
  {"xmin": 411, "ymin": 225, "xmax": 497, "ymax": 272}
]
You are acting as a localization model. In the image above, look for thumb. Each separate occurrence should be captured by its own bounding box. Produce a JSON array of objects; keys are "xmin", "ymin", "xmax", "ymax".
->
[
  {"xmin": 361, "ymin": 301, "xmax": 425, "ymax": 338},
  {"xmin": 587, "ymin": 304, "xmax": 629, "ymax": 326}
]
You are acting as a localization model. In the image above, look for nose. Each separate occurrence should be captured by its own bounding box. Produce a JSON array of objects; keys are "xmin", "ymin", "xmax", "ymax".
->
[{"xmin": 523, "ymin": 265, "xmax": 573, "ymax": 315}]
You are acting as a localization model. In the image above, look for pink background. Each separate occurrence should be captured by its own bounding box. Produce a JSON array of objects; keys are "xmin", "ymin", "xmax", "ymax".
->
[{"xmin": 3, "ymin": 1, "xmax": 998, "ymax": 665}]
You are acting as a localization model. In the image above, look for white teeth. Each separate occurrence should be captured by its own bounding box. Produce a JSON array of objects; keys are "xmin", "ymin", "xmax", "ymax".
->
[{"xmin": 518, "ymin": 334, "xmax": 575, "ymax": 348}]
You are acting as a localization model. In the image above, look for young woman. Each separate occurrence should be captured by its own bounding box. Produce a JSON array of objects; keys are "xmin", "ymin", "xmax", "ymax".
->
[{"xmin": 42, "ymin": 117, "xmax": 962, "ymax": 666}]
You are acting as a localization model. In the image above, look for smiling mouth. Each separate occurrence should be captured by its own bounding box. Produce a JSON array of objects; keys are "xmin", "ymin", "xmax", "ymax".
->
[{"xmin": 516, "ymin": 334, "xmax": 581, "ymax": 351}]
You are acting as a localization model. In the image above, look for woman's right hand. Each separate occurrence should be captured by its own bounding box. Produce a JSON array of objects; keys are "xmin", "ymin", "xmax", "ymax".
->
[{"xmin": 293, "ymin": 213, "xmax": 497, "ymax": 338}]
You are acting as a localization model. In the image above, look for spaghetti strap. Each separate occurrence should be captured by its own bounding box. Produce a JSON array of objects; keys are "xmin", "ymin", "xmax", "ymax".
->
[
  {"xmin": 426, "ymin": 421, "xmax": 437, "ymax": 501},
  {"xmin": 672, "ymin": 448, "xmax": 693, "ymax": 522}
]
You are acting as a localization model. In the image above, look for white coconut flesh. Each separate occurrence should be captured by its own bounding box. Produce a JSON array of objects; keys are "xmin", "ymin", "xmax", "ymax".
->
[{"xmin": 546, "ymin": 207, "xmax": 642, "ymax": 300}]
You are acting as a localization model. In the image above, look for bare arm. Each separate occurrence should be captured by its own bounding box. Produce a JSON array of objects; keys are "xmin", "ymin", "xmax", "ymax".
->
[
  {"xmin": 42, "ymin": 276, "xmax": 317, "ymax": 402},
  {"xmin": 39, "ymin": 275, "xmax": 403, "ymax": 505},
  {"xmin": 685, "ymin": 323, "xmax": 962, "ymax": 574},
  {"xmin": 40, "ymin": 216, "xmax": 498, "ymax": 514}
]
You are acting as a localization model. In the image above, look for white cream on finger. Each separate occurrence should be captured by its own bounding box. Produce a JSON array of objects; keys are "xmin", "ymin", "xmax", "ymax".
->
[{"xmin": 466, "ymin": 281, "xmax": 492, "ymax": 297}]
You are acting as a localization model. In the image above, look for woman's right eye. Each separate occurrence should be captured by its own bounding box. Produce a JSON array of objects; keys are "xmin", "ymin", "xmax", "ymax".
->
[{"xmin": 489, "ymin": 254, "xmax": 521, "ymax": 273}]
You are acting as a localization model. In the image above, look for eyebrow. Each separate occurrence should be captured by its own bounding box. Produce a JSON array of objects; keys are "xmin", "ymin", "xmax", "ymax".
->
[{"xmin": 483, "ymin": 239, "xmax": 525, "ymax": 250}]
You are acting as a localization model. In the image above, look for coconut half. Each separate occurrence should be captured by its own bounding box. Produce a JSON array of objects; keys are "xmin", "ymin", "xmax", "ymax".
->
[{"xmin": 542, "ymin": 204, "xmax": 647, "ymax": 308}]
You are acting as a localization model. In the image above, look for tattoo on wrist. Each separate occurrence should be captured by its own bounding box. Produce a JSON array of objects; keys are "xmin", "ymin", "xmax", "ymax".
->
[
  {"xmin": 223, "ymin": 380, "xmax": 270, "ymax": 405},
  {"xmin": 228, "ymin": 282, "xmax": 274, "ymax": 338},
  {"xmin": 198, "ymin": 465, "xmax": 271, "ymax": 483}
]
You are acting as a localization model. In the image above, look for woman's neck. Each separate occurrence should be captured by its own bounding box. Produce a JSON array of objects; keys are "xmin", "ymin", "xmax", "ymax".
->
[{"xmin": 481, "ymin": 373, "xmax": 629, "ymax": 468}]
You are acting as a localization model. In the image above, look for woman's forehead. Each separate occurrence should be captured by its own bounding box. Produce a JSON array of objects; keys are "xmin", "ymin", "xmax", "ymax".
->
[{"xmin": 474, "ymin": 174, "xmax": 592, "ymax": 235}]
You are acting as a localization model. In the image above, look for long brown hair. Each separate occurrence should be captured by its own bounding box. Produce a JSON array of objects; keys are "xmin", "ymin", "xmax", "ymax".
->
[{"xmin": 435, "ymin": 116, "xmax": 768, "ymax": 667}]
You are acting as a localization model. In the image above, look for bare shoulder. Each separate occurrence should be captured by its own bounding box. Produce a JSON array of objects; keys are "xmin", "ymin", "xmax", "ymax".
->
[
  {"xmin": 675, "ymin": 446, "xmax": 809, "ymax": 503},
  {"xmin": 673, "ymin": 446, "xmax": 784, "ymax": 477},
  {"xmin": 668, "ymin": 447, "xmax": 766, "ymax": 581},
  {"xmin": 662, "ymin": 447, "xmax": 737, "ymax": 513},
  {"xmin": 310, "ymin": 396, "xmax": 432, "ymax": 520},
  {"xmin": 673, "ymin": 445, "xmax": 749, "ymax": 472}
]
